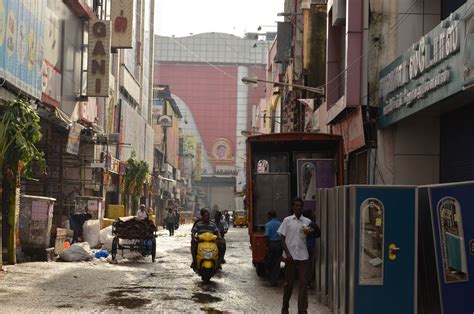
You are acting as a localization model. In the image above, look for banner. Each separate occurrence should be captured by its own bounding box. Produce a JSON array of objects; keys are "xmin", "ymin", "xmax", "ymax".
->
[{"xmin": 66, "ymin": 122, "xmax": 83, "ymax": 155}]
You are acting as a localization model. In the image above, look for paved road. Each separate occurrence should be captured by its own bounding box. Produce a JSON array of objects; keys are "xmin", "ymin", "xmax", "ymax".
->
[{"xmin": 0, "ymin": 224, "xmax": 330, "ymax": 313}]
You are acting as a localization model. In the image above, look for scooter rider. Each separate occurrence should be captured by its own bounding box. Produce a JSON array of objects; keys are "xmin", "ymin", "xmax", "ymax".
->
[{"xmin": 190, "ymin": 208, "xmax": 222, "ymax": 270}]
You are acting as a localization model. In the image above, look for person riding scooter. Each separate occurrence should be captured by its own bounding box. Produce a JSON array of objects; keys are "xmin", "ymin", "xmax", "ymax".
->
[{"xmin": 190, "ymin": 209, "xmax": 224, "ymax": 273}]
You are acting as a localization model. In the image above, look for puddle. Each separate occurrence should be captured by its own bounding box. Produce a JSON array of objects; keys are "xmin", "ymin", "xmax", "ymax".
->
[
  {"xmin": 106, "ymin": 297, "xmax": 151, "ymax": 309},
  {"xmin": 200, "ymin": 306, "xmax": 225, "ymax": 314},
  {"xmin": 192, "ymin": 292, "xmax": 222, "ymax": 303},
  {"xmin": 55, "ymin": 304, "xmax": 73, "ymax": 309}
]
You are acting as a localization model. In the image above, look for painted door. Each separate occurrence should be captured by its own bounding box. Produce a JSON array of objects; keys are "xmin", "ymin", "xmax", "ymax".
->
[
  {"xmin": 350, "ymin": 186, "xmax": 416, "ymax": 314},
  {"xmin": 428, "ymin": 182, "xmax": 474, "ymax": 314}
]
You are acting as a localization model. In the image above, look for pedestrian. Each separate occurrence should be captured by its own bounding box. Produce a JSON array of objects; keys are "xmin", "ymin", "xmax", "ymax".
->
[
  {"xmin": 224, "ymin": 211, "xmax": 230, "ymax": 226},
  {"xmin": 213, "ymin": 210, "xmax": 227, "ymax": 265},
  {"xmin": 264, "ymin": 210, "xmax": 282, "ymax": 286},
  {"xmin": 164, "ymin": 208, "xmax": 176, "ymax": 236},
  {"xmin": 278, "ymin": 197, "xmax": 312, "ymax": 314},
  {"xmin": 175, "ymin": 209, "xmax": 180, "ymax": 230},
  {"xmin": 303, "ymin": 208, "xmax": 319, "ymax": 289},
  {"xmin": 136, "ymin": 204, "xmax": 149, "ymax": 219}
]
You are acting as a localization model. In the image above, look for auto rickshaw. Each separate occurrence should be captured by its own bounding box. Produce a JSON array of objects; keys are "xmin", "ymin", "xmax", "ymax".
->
[{"xmin": 233, "ymin": 210, "xmax": 247, "ymax": 227}]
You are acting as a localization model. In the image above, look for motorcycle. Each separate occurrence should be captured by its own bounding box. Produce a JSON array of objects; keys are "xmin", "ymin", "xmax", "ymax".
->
[{"xmin": 195, "ymin": 232, "xmax": 220, "ymax": 282}]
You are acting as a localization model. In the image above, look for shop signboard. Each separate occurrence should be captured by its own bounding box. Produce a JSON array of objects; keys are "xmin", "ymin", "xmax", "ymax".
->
[
  {"xmin": 66, "ymin": 122, "xmax": 83, "ymax": 155},
  {"xmin": 0, "ymin": 0, "xmax": 44, "ymax": 99},
  {"xmin": 111, "ymin": 0, "xmax": 133, "ymax": 48},
  {"xmin": 378, "ymin": 2, "xmax": 474, "ymax": 128},
  {"xmin": 87, "ymin": 20, "xmax": 110, "ymax": 97}
]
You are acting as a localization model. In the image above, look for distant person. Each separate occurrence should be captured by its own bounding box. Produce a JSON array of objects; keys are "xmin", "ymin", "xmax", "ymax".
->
[
  {"xmin": 213, "ymin": 210, "xmax": 227, "ymax": 265},
  {"xmin": 264, "ymin": 210, "xmax": 282, "ymax": 286},
  {"xmin": 136, "ymin": 204, "xmax": 149, "ymax": 219},
  {"xmin": 278, "ymin": 197, "xmax": 312, "ymax": 314},
  {"xmin": 164, "ymin": 208, "xmax": 176, "ymax": 236},
  {"xmin": 303, "ymin": 208, "xmax": 320, "ymax": 289}
]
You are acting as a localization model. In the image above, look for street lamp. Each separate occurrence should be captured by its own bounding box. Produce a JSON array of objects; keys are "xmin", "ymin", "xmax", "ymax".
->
[{"xmin": 241, "ymin": 76, "xmax": 325, "ymax": 95}]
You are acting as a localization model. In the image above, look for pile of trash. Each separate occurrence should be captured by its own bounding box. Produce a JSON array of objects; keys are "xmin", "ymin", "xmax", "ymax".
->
[
  {"xmin": 113, "ymin": 217, "xmax": 157, "ymax": 239},
  {"xmin": 59, "ymin": 242, "xmax": 109, "ymax": 262}
]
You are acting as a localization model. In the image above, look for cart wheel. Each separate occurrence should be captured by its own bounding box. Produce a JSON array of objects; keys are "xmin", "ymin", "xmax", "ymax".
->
[
  {"xmin": 112, "ymin": 237, "xmax": 118, "ymax": 260},
  {"xmin": 151, "ymin": 238, "xmax": 156, "ymax": 262}
]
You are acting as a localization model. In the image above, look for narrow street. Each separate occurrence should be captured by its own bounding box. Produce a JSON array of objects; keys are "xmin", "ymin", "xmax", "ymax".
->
[{"xmin": 0, "ymin": 224, "xmax": 330, "ymax": 313}]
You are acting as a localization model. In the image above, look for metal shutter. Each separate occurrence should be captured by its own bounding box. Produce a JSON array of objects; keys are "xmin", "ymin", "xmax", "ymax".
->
[{"xmin": 440, "ymin": 104, "xmax": 474, "ymax": 183}]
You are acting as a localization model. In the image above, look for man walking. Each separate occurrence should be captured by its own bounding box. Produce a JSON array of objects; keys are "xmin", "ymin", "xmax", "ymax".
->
[
  {"xmin": 164, "ymin": 208, "xmax": 176, "ymax": 236},
  {"xmin": 264, "ymin": 210, "xmax": 282, "ymax": 286},
  {"xmin": 278, "ymin": 197, "xmax": 312, "ymax": 314}
]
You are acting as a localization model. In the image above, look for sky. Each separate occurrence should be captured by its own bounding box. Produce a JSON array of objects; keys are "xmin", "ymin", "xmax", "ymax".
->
[{"xmin": 154, "ymin": 0, "xmax": 285, "ymax": 38}]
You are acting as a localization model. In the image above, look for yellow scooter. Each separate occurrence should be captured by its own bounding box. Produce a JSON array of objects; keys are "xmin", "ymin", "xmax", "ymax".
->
[{"xmin": 195, "ymin": 232, "xmax": 220, "ymax": 282}]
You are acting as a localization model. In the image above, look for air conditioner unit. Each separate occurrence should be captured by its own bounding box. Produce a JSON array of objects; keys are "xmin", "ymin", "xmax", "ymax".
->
[{"xmin": 312, "ymin": 0, "xmax": 327, "ymax": 4}]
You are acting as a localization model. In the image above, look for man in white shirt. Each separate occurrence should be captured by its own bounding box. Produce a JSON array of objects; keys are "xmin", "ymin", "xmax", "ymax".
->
[
  {"xmin": 277, "ymin": 197, "xmax": 312, "ymax": 314},
  {"xmin": 136, "ymin": 204, "xmax": 148, "ymax": 219}
]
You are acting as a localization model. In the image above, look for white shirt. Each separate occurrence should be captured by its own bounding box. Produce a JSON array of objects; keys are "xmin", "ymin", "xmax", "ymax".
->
[
  {"xmin": 136, "ymin": 210, "xmax": 148, "ymax": 218},
  {"xmin": 277, "ymin": 214, "xmax": 312, "ymax": 261}
]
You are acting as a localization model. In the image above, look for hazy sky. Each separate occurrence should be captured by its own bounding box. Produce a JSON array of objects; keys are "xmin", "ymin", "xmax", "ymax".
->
[{"xmin": 155, "ymin": 0, "xmax": 284, "ymax": 37}]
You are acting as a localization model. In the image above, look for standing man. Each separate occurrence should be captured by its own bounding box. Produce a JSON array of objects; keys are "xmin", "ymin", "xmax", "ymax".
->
[
  {"xmin": 278, "ymin": 197, "xmax": 312, "ymax": 314},
  {"xmin": 264, "ymin": 210, "xmax": 282, "ymax": 286},
  {"xmin": 164, "ymin": 208, "xmax": 176, "ymax": 236}
]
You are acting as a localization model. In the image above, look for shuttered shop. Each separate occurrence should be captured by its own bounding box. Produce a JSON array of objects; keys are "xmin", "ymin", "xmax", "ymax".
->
[{"xmin": 440, "ymin": 104, "xmax": 474, "ymax": 183}]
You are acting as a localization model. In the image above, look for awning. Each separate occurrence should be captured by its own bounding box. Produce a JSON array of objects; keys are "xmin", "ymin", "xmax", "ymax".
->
[{"xmin": 37, "ymin": 105, "xmax": 72, "ymax": 131}]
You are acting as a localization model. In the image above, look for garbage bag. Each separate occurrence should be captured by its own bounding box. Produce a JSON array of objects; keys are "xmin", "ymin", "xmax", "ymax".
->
[
  {"xmin": 100, "ymin": 225, "xmax": 114, "ymax": 250},
  {"xmin": 60, "ymin": 242, "xmax": 92, "ymax": 262},
  {"xmin": 83, "ymin": 220, "xmax": 100, "ymax": 248}
]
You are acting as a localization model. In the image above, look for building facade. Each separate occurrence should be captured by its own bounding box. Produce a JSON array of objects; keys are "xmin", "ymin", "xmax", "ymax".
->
[{"xmin": 154, "ymin": 32, "xmax": 270, "ymax": 210}]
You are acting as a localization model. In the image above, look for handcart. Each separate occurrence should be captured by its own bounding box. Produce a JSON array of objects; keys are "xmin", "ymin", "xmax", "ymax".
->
[{"xmin": 111, "ymin": 217, "xmax": 157, "ymax": 262}]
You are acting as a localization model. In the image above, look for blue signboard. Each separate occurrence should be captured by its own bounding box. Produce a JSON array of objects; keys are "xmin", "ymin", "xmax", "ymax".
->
[
  {"xmin": 428, "ymin": 182, "xmax": 474, "ymax": 314},
  {"xmin": 0, "ymin": 0, "xmax": 44, "ymax": 99}
]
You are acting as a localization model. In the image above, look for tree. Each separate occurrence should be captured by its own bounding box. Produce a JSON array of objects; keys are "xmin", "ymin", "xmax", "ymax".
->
[
  {"xmin": 122, "ymin": 152, "xmax": 149, "ymax": 215},
  {"xmin": 0, "ymin": 98, "xmax": 45, "ymax": 267}
]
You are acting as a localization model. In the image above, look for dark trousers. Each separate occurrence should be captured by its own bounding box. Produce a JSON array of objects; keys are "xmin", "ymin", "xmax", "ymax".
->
[
  {"xmin": 265, "ymin": 241, "xmax": 283, "ymax": 284},
  {"xmin": 282, "ymin": 259, "xmax": 309, "ymax": 313},
  {"xmin": 166, "ymin": 222, "xmax": 175, "ymax": 235}
]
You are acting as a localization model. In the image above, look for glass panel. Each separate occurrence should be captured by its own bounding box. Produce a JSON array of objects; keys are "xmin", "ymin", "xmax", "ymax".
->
[
  {"xmin": 437, "ymin": 197, "xmax": 469, "ymax": 283},
  {"xmin": 359, "ymin": 198, "xmax": 384, "ymax": 285},
  {"xmin": 301, "ymin": 162, "xmax": 316, "ymax": 200},
  {"xmin": 256, "ymin": 159, "xmax": 269, "ymax": 173}
]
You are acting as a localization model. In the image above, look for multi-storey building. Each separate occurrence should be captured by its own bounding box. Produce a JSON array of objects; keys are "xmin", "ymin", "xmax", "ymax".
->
[{"xmin": 154, "ymin": 32, "xmax": 270, "ymax": 210}]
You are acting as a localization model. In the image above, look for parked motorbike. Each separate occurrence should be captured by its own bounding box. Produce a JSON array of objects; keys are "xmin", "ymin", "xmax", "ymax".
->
[{"xmin": 195, "ymin": 232, "xmax": 220, "ymax": 282}]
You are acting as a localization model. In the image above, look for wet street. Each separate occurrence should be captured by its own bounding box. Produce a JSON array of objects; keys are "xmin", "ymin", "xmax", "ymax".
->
[{"xmin": 0, "ymin": 224, "xmax": 330, "ymax": 313}]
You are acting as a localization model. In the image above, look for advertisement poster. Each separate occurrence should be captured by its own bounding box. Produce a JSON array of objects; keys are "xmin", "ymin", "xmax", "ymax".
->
[
  {"xmin": 66, "ymin": 122, "xmax": 83, "ymax": 155},
  {"xmin": 0, "ymin": 0, "xmax": 43, "ymax": 98}
]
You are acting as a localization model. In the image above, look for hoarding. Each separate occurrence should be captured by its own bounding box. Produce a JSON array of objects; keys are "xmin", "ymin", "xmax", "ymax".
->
[
  {"xmin": 87, "ymin": 20, "xmax": 110, "ymax": 97},
  {"xmin": 111, "ymin": 0, "xmax": 133, "ymax": 48}
]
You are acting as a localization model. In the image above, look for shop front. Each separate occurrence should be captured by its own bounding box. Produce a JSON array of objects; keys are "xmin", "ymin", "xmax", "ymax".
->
[{"xmin": 378, "ymin": 2, "xmax": 474, "ymax": 184}]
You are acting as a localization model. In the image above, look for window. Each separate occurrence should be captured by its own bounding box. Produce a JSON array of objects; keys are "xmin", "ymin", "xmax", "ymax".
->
[
  {"xmin": 437, "ymin": 197, "xmax": 469, "ymax": 283},
  {"xmin": 359, "ymin": 198, "xmax": 384, "ymax": 285}
]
